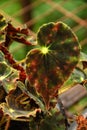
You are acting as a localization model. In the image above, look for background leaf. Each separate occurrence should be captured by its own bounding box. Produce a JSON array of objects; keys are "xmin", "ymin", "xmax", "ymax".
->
[{"xmin": 0, "ymin": 83, "xmax": 43, "ymax": 120}]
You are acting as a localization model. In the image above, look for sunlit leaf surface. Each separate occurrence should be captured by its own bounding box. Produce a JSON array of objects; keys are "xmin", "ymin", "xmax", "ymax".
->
[
  {"xmin": 26, "ymin": 22, "xmax": 80, "ymax": 107},
  {"xmin": 2, "ymin": 72, "xmax": 18, "ymax": 93},
  {"xmin": 71, "ymin": 68, "xmax": 86, "ymax": 83},
  {"xmin": 0, "ymin": 51, "xmax": 12, "ymax": 80},
  {"xmin": 0, "ymin": 103, "xmax": 41, "ymax": 120},
  {"xmin": 0, "ymin": 51, "xmax": 19, "ymax": 93},
  {"xmin": 0, "ymin": 62, "xmax": 11, "ymax": 80},
  {"xmin": 80, "ymin": 52, "xmax": 87, "ymax": 62},
  {"xmin": 59, "ymin": 67, "xmax": 87, "ymax": 94}
]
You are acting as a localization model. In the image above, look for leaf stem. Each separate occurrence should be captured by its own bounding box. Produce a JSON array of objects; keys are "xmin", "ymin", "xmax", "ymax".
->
[{"xmin": 5, "ymin": 116, "xmax": 11, "ymax": 130}]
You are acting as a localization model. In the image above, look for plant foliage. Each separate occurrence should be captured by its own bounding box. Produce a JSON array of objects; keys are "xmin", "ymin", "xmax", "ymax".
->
[{"xmin": 0, "ymin": 13, "xmax": 87, "ymax": 130}]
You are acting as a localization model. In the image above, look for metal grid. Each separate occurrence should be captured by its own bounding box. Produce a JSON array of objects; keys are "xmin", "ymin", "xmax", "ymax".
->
[{"xmin": 0, "ymin": 0, "xmax": 87, "ymax": 48}]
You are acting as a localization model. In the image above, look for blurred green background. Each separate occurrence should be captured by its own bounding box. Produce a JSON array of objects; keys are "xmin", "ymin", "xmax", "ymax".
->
[{"xmin": 0, "ymin": 0, "xmax": 87, "ymax": 115}]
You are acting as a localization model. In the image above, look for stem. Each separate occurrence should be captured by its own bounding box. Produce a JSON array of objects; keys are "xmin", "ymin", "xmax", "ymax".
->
[
  {"xmin": 5, "ymin": 116, "xmax": 11, "ymax": 130},
  {"xmin": 57, "ymin": 98, "xmax": 70, "ymax": 130},
  {"xmin": 0, "ymin": 45, "xmax": 26, "ymax": 82}
]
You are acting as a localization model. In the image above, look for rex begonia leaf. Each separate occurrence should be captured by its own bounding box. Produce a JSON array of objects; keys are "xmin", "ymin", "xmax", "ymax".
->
[
  {"xmin": 0, "ymin": 82, "xmax": 43, "ymax": 120},
  {"xmin": 26, "ymin": 22, "xmax": 80, "ymax": 108},
  {"xmin": 17, "ymin": 81, "xmax": 45, "ymax": 111},
  {"xmin": 59, "ymin": 67, "xmax": 86, "ymax": 94}
]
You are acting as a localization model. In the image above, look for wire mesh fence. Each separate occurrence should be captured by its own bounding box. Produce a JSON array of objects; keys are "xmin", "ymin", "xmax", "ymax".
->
[{"xmin": 0, "ymin": 0, "xmax": 87, "ymax": 48}]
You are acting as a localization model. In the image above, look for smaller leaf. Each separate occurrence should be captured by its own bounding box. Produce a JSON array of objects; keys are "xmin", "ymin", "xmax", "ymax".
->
[
  {"xmin": 17, "ymin": 81, "xmax": 45, "ymax": 111},
  {"xmin": 0, "ymin": 103, "xmax": 41, "ymax": 120},
  {"xmin": 70, "ymin": 68, "xmax": 86, "ymax": 83},
  {"xmin": 0, "ymin": 51, "xmax": 19, "ymax": 93},
  {"xmin": 59, "ymin": 67, "xmax": 87, "ymax": 94},
  {"xmin": 5, "ymin": 23, "xmax": 34, "ymax": 47},
  {"xmin": 0, "ymin": 82, "xmax": 44, "ymax": 121},
  {"xmin": 2, "ymin": 71, "xmax": 18, "ymax": 93},
  {"xmin": 0, "ymin": 62, "xmax": 11, "ymax": 80}
]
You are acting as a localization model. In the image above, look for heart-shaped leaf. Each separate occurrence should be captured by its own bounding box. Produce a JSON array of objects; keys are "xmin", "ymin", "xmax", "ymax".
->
[{"xmin": 26, "ymin": 22, "xmax": 80, "ymax": 108}]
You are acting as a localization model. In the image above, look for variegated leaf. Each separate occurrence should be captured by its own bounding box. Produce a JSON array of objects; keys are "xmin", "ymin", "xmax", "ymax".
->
[
  {"xmin": 26, "ymin": 22, "xmax": 80, "ymax": 108},
  {"xmin": 0, "ymin": 81, "xmax": 44, "ymax": 120}
]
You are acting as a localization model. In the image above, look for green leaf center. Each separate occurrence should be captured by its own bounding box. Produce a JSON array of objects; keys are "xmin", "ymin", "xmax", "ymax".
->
[{"xmin": 40, "ymin": 46, "xmax": 49, "ymax": 55}]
